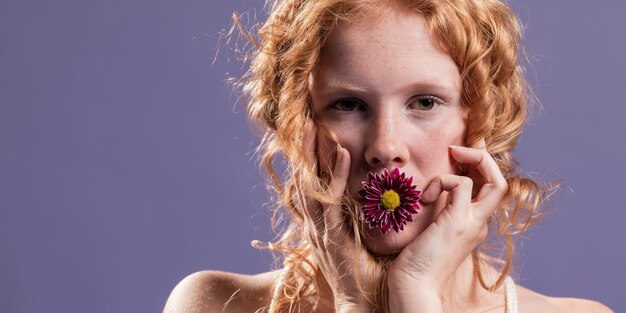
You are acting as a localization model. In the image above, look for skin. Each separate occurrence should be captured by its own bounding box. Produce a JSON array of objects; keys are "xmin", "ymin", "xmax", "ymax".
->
[
  {"xmin": 309, "ymin": 5, "xmax": 468, "ymax": 256},
  {"xmin": 163, "ymin": 7, "xmax": 614, "ymax": 313}
]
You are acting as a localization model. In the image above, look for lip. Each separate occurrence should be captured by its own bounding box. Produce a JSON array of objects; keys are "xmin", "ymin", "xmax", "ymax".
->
[
  {"xmin": 349, "ymin": 174, "xmax": 427, "ymax": 200},
  {"xmin": 354, "ymin": 168, "xmax": 422, "ymax": 235}
]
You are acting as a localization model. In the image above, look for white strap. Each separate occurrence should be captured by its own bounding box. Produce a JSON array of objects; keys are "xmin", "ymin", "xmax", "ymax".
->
[
  {"xmin": 268, "ymin": 267, "xmax": 288, "ymax": 313},
  {"xmin": 504, "ymin": 276, "xmax": 518, "ymax": 313}
]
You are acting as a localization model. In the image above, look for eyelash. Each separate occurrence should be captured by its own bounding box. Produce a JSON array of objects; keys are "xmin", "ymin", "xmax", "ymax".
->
[
  {"xmin": 409, "ymin": 95, "xmax": 445, "ymax": 111},
  {"xmin": 327, "ymin": 95, "xmax": 445, "ymax": 112},
  {"xmin": 328, "ymin": 98, "xmax": 366, "ymax": 112}
]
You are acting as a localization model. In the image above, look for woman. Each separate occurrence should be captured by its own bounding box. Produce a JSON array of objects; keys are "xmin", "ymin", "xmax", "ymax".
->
[{"xmin": 164, "ymin": 0, "xmax": 613, "ymax": 312}]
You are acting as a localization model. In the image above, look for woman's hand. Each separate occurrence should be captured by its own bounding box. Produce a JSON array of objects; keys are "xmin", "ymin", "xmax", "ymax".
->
[
  {"xmin": 387, "ymin": 140, "xmax": 509, "ymax": 312},
  {"xmin": 301, "ymin": 121, "xmax": 382, "ymax": 313}
]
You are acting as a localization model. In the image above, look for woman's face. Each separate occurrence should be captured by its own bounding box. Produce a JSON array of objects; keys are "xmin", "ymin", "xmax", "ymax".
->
[{"xmin": 309, "ymin": 9, "xmax": 468, "ymax": 255}]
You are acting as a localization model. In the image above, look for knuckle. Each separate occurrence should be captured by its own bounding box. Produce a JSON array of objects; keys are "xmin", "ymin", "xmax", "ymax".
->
[
  {"xmin": 460, "ymin": 176, "xmax": 473, "ymax": 188},
  {"xmin": 500, "ymin": 179, "xmax": 510, "ymax": 192},
  {"xmin": 435, "ymin": 174, "xmax": 445, "ymax": 183},
  {"xmin": 448, "ymin": 222, "xmax": 466, "ymax": 238},
  {"xmin": 494, "ymin": 178, "xmax": 509, "ymax": 195},
  {"xmin": 454, "ymin": 226, "xmax": 466, "ymax": 238},
  {"xmin": 433, "ymin": 175, "xmax": 446, "ymax": 186}
]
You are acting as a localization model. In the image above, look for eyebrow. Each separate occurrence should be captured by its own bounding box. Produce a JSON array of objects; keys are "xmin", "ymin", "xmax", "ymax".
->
[
  {"xmin": 320, "ymin": 81, "xmax": 369, "ymax": 93},
  {"xmin": 319, "ymin": 79, "xmax": 458, "ymax": 97}
]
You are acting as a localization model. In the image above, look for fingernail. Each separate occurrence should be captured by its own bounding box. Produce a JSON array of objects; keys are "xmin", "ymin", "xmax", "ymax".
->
[
  {"xmin": 449, "ymin": 145, "xmax": 468, "ymax": 150},
  {"xmin": 336, "ymin": 143, "xmax": 343, "ymax": 161}
]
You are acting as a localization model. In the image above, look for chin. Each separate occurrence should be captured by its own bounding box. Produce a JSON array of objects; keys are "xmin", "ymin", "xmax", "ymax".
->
[
  {"xmin": 360, "ymin": 216, "xmax": 429, "ymax": 256},
  {"xmin": 349, "ymin": 189, "xmax": 440, "ymax": 256}
]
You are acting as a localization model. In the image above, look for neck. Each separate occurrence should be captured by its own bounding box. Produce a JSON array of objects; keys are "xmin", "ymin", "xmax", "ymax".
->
[
  {"xmin": 312, "ymin": 254, "xmax": 506, "ymax": 312},
  {"xmin": 440, "ymin": 255, "xmax": 505, "ymax": 311}
]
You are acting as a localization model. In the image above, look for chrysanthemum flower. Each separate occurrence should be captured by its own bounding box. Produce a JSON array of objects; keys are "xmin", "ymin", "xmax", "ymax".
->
[{"xmin": 358, "ymin": 168, "xmax": 422, "ymax": 234}]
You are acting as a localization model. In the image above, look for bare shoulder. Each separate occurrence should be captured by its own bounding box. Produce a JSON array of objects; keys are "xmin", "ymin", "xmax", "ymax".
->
[
  {"xmin": 163, "ymin": 270, "xmax": 281, "ymax": 313},
  {"xmin": 548, "ymin": 297, "xmax": 614, "ymax": 313},
  {"xmin": 516, "ymin": 284, "xmax": 614, "ymax": 313}
]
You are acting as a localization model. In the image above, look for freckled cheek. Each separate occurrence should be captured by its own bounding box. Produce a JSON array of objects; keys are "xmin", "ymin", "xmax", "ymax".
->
[
  {"xmin": 316, "ymin": 123, "xmax": 362, "ymax": 172},
  {"xmin": 414, "ymin": 140, "xmax": 454, "ymax": 179},
  {"xmin": 413, "ymin": 125, "xmax": 466, "ymax": 181},
  {"xmin": 328, "ymin": 127, "xmax": 365, "ymax": 192}
]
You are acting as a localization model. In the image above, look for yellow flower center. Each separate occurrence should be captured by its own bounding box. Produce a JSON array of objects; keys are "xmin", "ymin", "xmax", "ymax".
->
[{"xmin": 380, "ymin": 190, "xmax": 401, "ymax": 211}]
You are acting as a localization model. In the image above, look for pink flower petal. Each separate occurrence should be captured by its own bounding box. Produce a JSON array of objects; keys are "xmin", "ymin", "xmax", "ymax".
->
[{"xmin": 358, "ymin": 167, "xmax": 422, "ymax": 235}]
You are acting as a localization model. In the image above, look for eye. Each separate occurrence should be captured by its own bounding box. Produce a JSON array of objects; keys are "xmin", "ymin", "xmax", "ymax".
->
[
  {"xmin": 409, "ymin": 95, "xmax": 443, "ymax": 111},
  {"xmin": 329, "ymin": 98, "xmax": 366, "ymax": 112}
]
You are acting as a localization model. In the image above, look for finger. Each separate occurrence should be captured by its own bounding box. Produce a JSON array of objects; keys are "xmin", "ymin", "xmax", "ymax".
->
[
  {"xmin": 324, "ymin": 144, "xmax": 351, "ymax": 231},
  {"xmin": 303, "ymin": 119, "xmax": 317, "ymax": 172},
  {"xmin": 449, "ymin": 145, "xmax": 503, "ymax": 186},
  {"xmin": 300, "ymin": 120, "xmax": 327, "ymax": 232},
  {"xmin": 297, "ymin": 180, "xmax": 324, "ymax": 231},
  {"xmin": 421, "ymin": 174, "xmax": 472, "ymax": 210},
  {"xmin": 449, "ymin": 145, "xmax": 508, "ymax": 218}
]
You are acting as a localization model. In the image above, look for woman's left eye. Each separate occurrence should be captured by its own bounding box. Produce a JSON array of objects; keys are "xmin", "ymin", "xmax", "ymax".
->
[{"xmin": 409, "ymin": 95, "xmax": 443, "ymax": 111}]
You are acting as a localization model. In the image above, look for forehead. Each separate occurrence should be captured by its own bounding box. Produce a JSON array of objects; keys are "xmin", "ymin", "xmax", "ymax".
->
[{"xmin": 312, "ymin": 9, "xmax": 460, "ymax": 96}]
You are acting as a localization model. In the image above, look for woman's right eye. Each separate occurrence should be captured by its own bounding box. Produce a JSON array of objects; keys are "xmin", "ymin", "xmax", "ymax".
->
[{"xmin": 329, "ymin": 98, "xmax": 365, "ymax": 111}]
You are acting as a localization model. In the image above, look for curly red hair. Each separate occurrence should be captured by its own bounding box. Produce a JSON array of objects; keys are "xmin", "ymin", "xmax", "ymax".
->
[{"xmin": 232, "ymin": 0, "xmax": 546, "ymax": 311}]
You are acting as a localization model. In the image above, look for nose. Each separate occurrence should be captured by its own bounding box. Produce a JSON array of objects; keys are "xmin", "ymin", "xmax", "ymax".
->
[{"xmin": 364, "ymin": 109, "xmax": 409, "ymax": 169}]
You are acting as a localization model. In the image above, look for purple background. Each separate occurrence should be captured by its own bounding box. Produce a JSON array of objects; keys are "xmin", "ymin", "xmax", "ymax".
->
[{"xmin": 1, "ymin": 0, "xmax": 624, "ymax": 312}]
